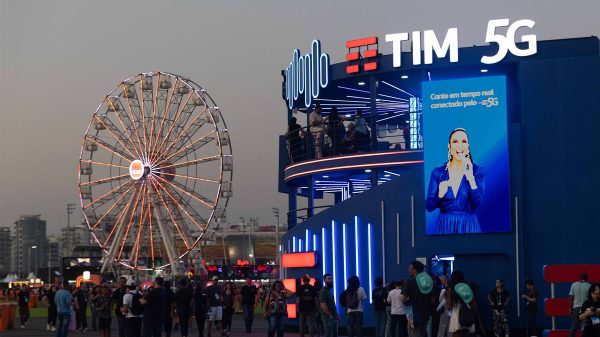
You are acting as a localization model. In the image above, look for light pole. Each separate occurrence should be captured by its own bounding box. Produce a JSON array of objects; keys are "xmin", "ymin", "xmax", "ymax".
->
[
  {"xmin": 272, "ymin": 208, "xmax": 280, "ymax": 266},
  {"xmin": 28, "ymin": 245, "xmax": 37, "ymax": 276},
  {"xmin": 66, "ymin": 203, "xmax": 75, "ymax": 228}
]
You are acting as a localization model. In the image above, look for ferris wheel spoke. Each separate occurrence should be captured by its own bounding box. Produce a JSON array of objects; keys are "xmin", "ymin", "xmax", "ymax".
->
[
  {"xmin": 94, "ymin": 117, "xmax": 139, "ymax": 160},
  {"xmin": 150, "ymin": 190, "xmax": 184, "ymax": 274},
  {"xmin": 151, "ymin": 77, "xmax": 180, "ymax": 162},
  {"xmin": 160, "ymin": 155, "xmax": 221, "ymax": 171},
  {"xmin": 121, "ymin": 83, "xmax": 147, "ymax": 157},
  {"xmin": 156, "ymin": 130, "xmax": 217, "ymax": 165},
  {"xmin": 158, "ymin": 172, "xmax": 219, "ymax": 184},
  {"xmin": 153, "ymin": 175, "xmax": 216, "ymax": 209},
  {"xmin": 131, "ymin": 184, "xmax": 148, "ymax": 268},
  {"xmin": 154, "ymin": 107, "xmax": 209, "ymax": 164},
  {"xmin": 83, "ymin": 179, "xmax": 133, "ymax": 210},
  {"xmin": 150, "ymin": 177, "xmax": 208, "ymax": 232},
  {"xmin": 86, "ymin": 136, "xmax": 135, "ymax": 162},
  {"xmin": 117, "ymin": 183, "xmax": 146, "ymax": 261},
  {"xmin": 80, "ymin": 160, "xmax": 129, "ymax": 170},
  {"xmin": 91, "ymin": 182, "xmax": 137, "ymax": 229},
  {"xmin": 80, "ymin": 173, "xmax": 130, "ymax": 187},
  {"xmin": 138, "ymin": 74, "xmax": 151, "ymax": 154},
  {"xmin": 148, "ymin": 73, "xmax": 162, "ymax": 158},
  {"xmin": 106, "ymin": 97, "xmax": 144, "ymax": 158},
  {"xmin": 149, "ymin": 179, "xmax": 190, "ymax": 250},
  {"xmin": 148, "ymin": 201, "xmax": 155, "ymax": 269},
  {"xmin": 153, "ymin": 93, "xmax": 193, "ymax": 161}
]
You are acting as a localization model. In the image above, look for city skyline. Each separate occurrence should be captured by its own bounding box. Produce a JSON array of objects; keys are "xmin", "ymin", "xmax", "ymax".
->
[{"xmin": 1, "ymin": 0, "xmax": 599, "ymax": 236}]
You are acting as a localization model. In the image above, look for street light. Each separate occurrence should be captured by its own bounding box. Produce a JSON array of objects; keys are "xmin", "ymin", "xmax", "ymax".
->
[
  {"xmin": 28, "ymin": 245, "xmax": 37, "ymax": 276},
  {"xmin": 272, "ymin": 208, "xmax": 280, "ymax": 266}
]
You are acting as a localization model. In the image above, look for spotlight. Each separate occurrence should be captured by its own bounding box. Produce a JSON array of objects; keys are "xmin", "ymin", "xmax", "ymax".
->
[
  {"xmin": 365, "ymin": 169, "xmax": 372, "ymax": 173},
  {"xmin": 358, "ymin": 81, "xmax": 366, "ymax": 86},
  {"xmin": 401, "ymin": 75, "xmax": 409, "ymax": 79},
  {"xmin": 480, "ymin": 69, "xmax": 488, "ymax": 73}
]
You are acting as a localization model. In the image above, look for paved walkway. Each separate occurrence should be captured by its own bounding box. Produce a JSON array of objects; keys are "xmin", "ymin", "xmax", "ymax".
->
[{"xmin": 0, "ymin": 314, "xmax": 281, "ymax": 337}]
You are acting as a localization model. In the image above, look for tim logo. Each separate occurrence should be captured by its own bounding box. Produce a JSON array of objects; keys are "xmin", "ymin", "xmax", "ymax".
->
[
  {"xmin": 346, "ymin": 36, "xmax": 379, "ymax": 74},
  {"xmin": 129, "ymin": 160, "xmax": 144, "ymax": 180}
]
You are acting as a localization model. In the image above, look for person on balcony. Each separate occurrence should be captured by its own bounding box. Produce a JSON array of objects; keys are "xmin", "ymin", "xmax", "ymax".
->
[
  {"xmin": 353, "ymin": 110, "xmax": 371, "ymax": 151},
  {"xmin": 309, "ymin": 104, "xmax": 325, "ymax": 159},
  {"xmin": 426, "ymin": 128, "xmax": 485, "ymax": 234},
  {"xmin": 286, "ymin": 117, "xmax": 305, "ymax": 163},
  {"xmin": 326, "ymin": 107, "xmax": 347, "ymax": 155}
]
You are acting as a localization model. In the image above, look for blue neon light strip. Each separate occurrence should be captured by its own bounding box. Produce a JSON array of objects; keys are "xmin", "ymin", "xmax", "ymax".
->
[
  {"xmin": 306, "ymin": 229, "xmax": 310, "ymax": 251},
  {"xmin": 368, "ymin": 223, "xmax": 373, "ymax": 304},
  {"xmin": 322, "ymin": 228, "xmax": 326, "ymax": 274},
  {"xmin": 355, "ymin": 216, "xmax": 359, "ymax": 278},
  {"xmin": 313, "ymin": 234, "xmax": 317, "ymax": 253},
  {"xmin": 343, "ymin": 223, "xmax": 347, "ymax": 290},
  {"xmin": 299, "ymin": 239, "xmax": 303, "ymax": 252},
  {"xmin": 293, "ymin": 237, "xmax": 296, "ymax": 253},
  {"xmin": 331, "ymin": 220, "xmax": 337, "ymax": 304}
]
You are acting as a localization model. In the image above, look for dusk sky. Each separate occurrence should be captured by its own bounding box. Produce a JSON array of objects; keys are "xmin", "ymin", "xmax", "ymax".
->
[{"xmin": 1, "ymin": 0, "xmax": 599, "ymax": 235}]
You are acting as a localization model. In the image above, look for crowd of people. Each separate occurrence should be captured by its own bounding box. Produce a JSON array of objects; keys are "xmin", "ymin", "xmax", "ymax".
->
[{"xmin": 5, "ymin": 268, "xmax": 600, "ymax": 337}]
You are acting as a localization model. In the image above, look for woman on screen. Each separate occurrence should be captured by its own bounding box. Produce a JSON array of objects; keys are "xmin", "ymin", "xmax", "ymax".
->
[{"xmin": 426, "ymin": 128, "xmax": 485, "ymax": 234}]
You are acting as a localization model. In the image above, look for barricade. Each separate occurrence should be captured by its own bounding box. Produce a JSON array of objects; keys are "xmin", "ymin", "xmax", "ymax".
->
[{"xmin": 542, "ymin": 264, "xmax": 600, "ymax": 337}]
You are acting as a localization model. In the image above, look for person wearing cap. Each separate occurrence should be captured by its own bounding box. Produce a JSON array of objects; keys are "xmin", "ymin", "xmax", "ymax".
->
[
  {"xmin": 297, "ymin": 275, "xmax": 319, "ymax": 337},
  {"xmin": 448, "ymin": 282, "xmax": 476, "ymax": 337},
  {"xmin": 240, "ymin": 278, "xmax": 259, "ymax": 333},
  {"xmin": 309, "ymin": 104, "xmax": 325, "ymax": 159},
  {"xmin": 488, "ymin": 279, "xmax": 510, "ymax": 337},
  {"xmin": 402, "ymin": 261, "xmax": 433, "ymax": 337},
  {"xmin": 122, "ymin": 280, "xmax": 143, "ymax": 337},
  {"xmin": 206, "ymin": 276, "xmax": 226, "ymax": 337}
]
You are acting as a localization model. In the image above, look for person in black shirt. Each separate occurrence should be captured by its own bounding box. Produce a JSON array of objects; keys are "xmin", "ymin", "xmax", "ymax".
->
[
  {"xmin": 579, "ymin": 283, "xmax": 600, "ymax": 337},
  {"xmin": 175, "ymin": 279, "xmax": 194, "ymax": 337},
  {"xmin": 17, "ymin": 285, "xmax": 31, "ymax": 328},
  {"xmin": 488, "ymin": 279, "xmax": 511, "ymax": 337},
  {"xmin": 140, "ymin": 276, "xmax": 166, "ymax": 337},
  {"xmin": 44, "ymin": 285, "xmax": 58, "ymax": 331},
  {"xmin": 297, "ymin": 275, "xmax": 319, "ymax": 337},
  {"xmin": 112, "ymin": 277, "xmax": 128, "ymax": 337},
  {"xmin": 286, "ymin": 117, "xmax": 305, "ymax": 163},
  {"xmin": 522, "ymin": 280, "xmax": 538, "ymax": 337},
  {"xmin": 193, "ymin": 284, "xmax": 209, "ymax": 337},
  {"xmin": 222, "ymin": 282, "xmax": 236, "ymax": 333},
  {"xmin": 206, "ymin": 276, "xmax": 226, "ymax": 337},
  {"xmin": 402, "ymin": 261, "xmax": 433, "ymax": 337},
  {"xmin": 164, "ymin": 281, "xmax": 176, "ymax": 337},
  {"xmin": 372, "ymin": 277, "xmax": 388, "ymax": 337},
  {"xmin": 240, "ymin": 278, "xmax": 259, "ymax": 333}
]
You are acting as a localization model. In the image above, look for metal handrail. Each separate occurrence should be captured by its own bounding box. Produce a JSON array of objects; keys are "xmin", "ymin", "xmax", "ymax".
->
[{"xmin": 287, "ymin": 205, "xmax": 332, "ymax": 225}]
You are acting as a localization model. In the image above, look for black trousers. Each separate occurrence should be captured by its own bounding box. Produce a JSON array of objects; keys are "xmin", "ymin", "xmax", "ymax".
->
[
  {"xmin": 126, "ymin": 317, "xmax": 143, "ymax": 337},
  {"xmin": 195, "ymin": 311, "xmax": 206, "ymax": 337},
  {"xmin": 178, "ymin": 310, "xmax": 191, "ymax": 337}
]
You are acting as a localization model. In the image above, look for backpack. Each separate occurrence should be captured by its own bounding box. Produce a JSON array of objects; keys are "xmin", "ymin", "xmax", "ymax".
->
[
  {"xmin": 298, "ymin": 285, "xmax": 316, "ymax": 312},
  {"xmin": 129, "ymin": 292, "xmax": 143, "ymax": 316},
  {"xmin": 458, "ymin": 302, "xmax": 476, "ymax": 326},
  {"xmin": 372, "ymin": 287, "xmax": 387, "ymax": 311},
  {"xmin": 345, "ymin": 287, "xmax": 359, "ymax": 309}
]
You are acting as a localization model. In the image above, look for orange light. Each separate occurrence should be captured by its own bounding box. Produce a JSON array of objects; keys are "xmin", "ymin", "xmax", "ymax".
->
[
  {"xmin": 346, "ymin": 65, "xmax": 359, "ymax": 74},
  {"xmin": 282, "ymin": 252, "xmax": 317, "ymax": 268},
  {"xmin": 287, "ymin": 303, "xmax": 297, "ymax": 319},
  {"xmin": 346, "ymin": 36, "xmax": 378, "ymax": 48},
  {"xmin": 285, "ymin": 160, "xmax": 424, "ymax": 181},
  {"xmin": 346, "ymin": 52, "xmax": 359, "ymax": 61},
  {"xmin": 364, "ymin": 49, "xmax": 378, "ymax": 58},
  {"xmin": 309, "ymin": 278, "xmax": 316, "ymax": 286},
  {"xmin": 364, "ymin": 62, "xmax": 378, "ymax": 71},
  {"xmin": 283, "ymin": 279, "xmax": 297, "ymax": 293}
]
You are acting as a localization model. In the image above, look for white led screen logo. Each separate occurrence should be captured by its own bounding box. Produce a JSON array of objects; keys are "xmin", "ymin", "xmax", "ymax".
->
[{"xmin": 285, "ymin": 40, "xmax": 330, "ymax": 109}]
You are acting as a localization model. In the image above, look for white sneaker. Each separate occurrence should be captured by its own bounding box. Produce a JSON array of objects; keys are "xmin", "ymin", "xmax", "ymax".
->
[
  {"xmin": 47, "ymin": 323, "xmax": 51, "ymax": 330},
  {"xmin": 51, "ymin": 326, "xmax": 57, "ymax": 331},
  {"xmin": 20, "ymin": 325, "xmax": 25, "ymax": 328}
]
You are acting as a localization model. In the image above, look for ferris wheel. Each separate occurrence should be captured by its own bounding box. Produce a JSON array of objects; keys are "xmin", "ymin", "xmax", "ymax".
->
[{"xmin": 78, "ymin": 72, "xmax": 232, "ymax": 275}]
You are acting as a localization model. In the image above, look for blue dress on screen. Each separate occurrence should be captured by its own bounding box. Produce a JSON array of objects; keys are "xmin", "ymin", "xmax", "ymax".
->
[{"xmin": 426, "ymin": 162, "xmax": 485, "ymax": 234}]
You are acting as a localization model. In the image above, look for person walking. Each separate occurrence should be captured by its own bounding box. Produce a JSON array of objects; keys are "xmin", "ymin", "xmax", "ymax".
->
[
  {"xmin": 112, "ymin": 277, "xmax": 129, "ymax": 337},
  {"xmin": 17, "ymin": 285, "xmax": 31, "ymax": 328},
  {"xmin": 193, "ymin": 283, "xmax": 208, "ymax": 337},
  {"xmin": 140, "ymin": 276, "xmax": 167, "ymax": 337},
  {"xmin": 94, "ymin": 285, "xmax": 113, "ymax": 337},
  {"xmin": 402, "ymin": 261, "xmax": 434, "ymax": 337},
  {"xmin": 319, "ymin": 274, "xmax": 339, "ymax": 337},
  {"xmin": 570, "ymin": 274, "xmax": 591, "ymax": 337},
  {"xmin": 344, "ymin": 276, "xmax": 367, "ymax": 337},
  {"xmin": 240, "ymin": 278, "xmax": 259, "ymax": 333},
  {"xmin": 488, "ymin": 279, "xmax": 511, "ymax": 337},
  {"xmin": 55, "ymin": 280, "xmax": 73, "ymax": 337},
  {"xmin": 222, "ymin": 282, "xmax": 236, "ymax": 333},
  {"xmin": 74, "ymin": 285, "xmax": 89, "ymax": 332},
  {"xmin": 297, "ymin": 275, "xmax": 319, "ymax": 337},
  {"xmin": 122, "ymin": 280, "xmax": 144, "ymax": 337},
  {"xmin": 90, "ymin": 285, "xmax": 100, "ymax": 331},
  {"xmin": 264, "ymin": 280, "xmax": 293, "ymax": 337},
  {"xmin": 44, "ymin": 285, "xmax": 58, "ymax": 331},
  {"xmin": 522, "ymin": 279, "xmax": 538, "ymax": 337},
  {"xmin": 175, "ymin": 279, "xmax": 194, "ymax": 337},
  {"xmin": 164, "ymin": 281, "xmax": 176, "ymax": 337},
  {"xmin": 372, "ymin": 277, "xmax": 388, "ymax": 337},
  {"xmin": 206, "ymin": 276, "xmax": 226, "ymax": 337},
  {"xmin": 387, "ymin": 281, "xmax": 407, "ymax": 337}
]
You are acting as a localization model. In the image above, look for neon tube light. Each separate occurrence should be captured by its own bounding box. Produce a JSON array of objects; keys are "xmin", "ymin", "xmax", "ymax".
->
[
  {"xmin": 299, "ymin": 239, "xmax": 303, "ymax": 252},
  {"xmin": 331, "ymin": 220, "xmax": 337, "ymax": 304},
  {"xmin": 293, "ymin": 237, "xmax": 296, "ymax": 253},
  {"xmin": 355, "ymin": 216, "xmax": 359, "ymax": 277},
  {"xmin": 285, "ymin": 150, "xmax": 422, "ymax": 171},
  {"xmin": 322, "ymin": 228, "xmax": 326, "ymax": 273},
  {"xmin": 313, "ymin": 234, "xmax": 317, "ymax": 253},
  {"xmin": 343, "ymin": 223, "xmax": 348, "ymax": 290},
  {"xmin": 286, "ymin": 160, "xmax": 424, "ymax": 181},
  {"xmin": 368, "ymin": 223, "xmax": 373, "ymax": 303},
  {"xmin": 306, "ymin": 229, "xmax": 310, "ymax": 251}
]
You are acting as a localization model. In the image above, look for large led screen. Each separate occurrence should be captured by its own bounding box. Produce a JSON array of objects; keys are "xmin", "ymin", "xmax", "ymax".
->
[{"xmin": 423, "ymin": 76, "xmax": 510, "ymax": 234}]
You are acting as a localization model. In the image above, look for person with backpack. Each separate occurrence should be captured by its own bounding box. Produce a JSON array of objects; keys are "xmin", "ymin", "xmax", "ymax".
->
[
  {"xmin": 448, "ymin": 282, "xmax": 477, "ymax": 337},
  {"xmin": 342, "ymin": 276, "xmax": 367, "ymax": 337},
  {"xmin": 297, "ymin": 275, "xmax": 319, "ymax": 337},
  {"xmin": 372, "ymin": 277, "xmax": 388, "ymax": 337},
  {"xmin": 402, "ymin": 261, "xmax": 434, "ymax": 337},
  {"xmin": 122, "ymin": 280, "xmax": 144, "ymax": 337}
]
